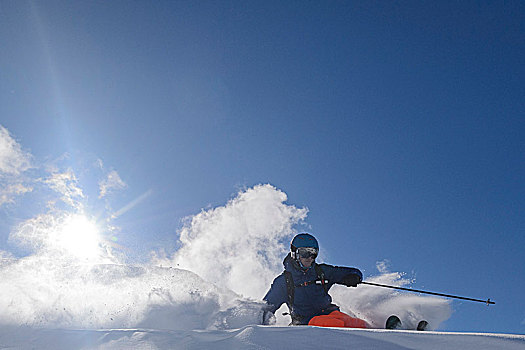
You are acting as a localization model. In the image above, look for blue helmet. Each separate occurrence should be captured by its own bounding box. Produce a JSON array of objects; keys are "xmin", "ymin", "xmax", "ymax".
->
[
  {"xmin": 291, "ymin": 233, "xmax": 319, "ymax": 250},
  {"xmin": 291, "ymin": 233, "xmax": 319, "ymax": 261}
]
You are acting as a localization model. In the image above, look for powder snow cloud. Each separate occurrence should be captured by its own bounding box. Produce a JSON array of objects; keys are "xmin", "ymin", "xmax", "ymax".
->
[{"xmin": 153, "ymin": 184, "xmax": 309, "ymax": 300}]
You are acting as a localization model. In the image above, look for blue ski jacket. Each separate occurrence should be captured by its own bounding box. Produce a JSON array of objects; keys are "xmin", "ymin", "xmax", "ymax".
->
[{"xmin": 263, "ymin": 253, "xmax": 362, "ymax": 325}]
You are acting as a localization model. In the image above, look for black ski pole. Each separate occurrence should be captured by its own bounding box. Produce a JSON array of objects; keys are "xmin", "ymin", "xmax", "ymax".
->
[{"xmin": 361, "ymin": 281, "xmax": 495, "ymax": 305}]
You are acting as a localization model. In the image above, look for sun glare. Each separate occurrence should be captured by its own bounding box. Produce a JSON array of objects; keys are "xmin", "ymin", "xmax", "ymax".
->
[{"xmin": 57, "ymin": 214, "xmax": 102, "ymax": 261}]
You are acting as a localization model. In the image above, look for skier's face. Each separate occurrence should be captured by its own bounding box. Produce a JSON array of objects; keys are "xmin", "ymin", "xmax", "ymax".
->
[{"xmin": 299, "ymin": 256, "xmax": 314, "ymax": 267}]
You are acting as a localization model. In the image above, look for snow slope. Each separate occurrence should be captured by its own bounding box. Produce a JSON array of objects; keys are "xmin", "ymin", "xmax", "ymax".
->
[{"xmin": 2, "ymin": 325, "xmax": 524, "ymax": 350}]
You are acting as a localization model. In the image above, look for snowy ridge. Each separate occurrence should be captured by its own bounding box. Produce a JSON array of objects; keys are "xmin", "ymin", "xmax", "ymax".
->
[{"xmin": 2, "ymin": 325, "xmax": 524, "ymax": 350}]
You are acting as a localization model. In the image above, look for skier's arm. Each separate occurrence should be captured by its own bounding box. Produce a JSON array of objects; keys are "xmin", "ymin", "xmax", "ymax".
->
[
  {"xmin": 320, "ymin": 264, "xmax": 363, "ymax": 287},
  {"xmin": 262, "ymin": 274, "xmax": 288, "ymax": 323}
]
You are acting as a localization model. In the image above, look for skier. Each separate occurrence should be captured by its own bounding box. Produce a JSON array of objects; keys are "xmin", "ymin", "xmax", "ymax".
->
[{"xmin": 262, "ymin": 233, "xmax": 368, "ymax": 328}]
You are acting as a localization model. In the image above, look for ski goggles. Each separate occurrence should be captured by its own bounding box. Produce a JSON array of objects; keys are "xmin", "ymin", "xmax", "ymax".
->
[{"xmin": 296, "ymin": 247, "xmax": 318, "ymax": 259}]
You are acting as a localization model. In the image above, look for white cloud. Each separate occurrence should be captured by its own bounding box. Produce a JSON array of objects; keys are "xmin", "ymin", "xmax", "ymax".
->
[
  {"xmin": 0, "ymin": 125, "xmax": 33, "ymax": 206},
  {"xmin": 99, "ymin": 170, "xmax": 126, "ymax": 198},
  {"xmin": 94, "ymin": 158, "xmax": 104, "ymax": 170},
  {"xmin": 0, "ymin": 125, "xmax": 32, "ymax": 176},
  {"xmin": 0, "ymin": 183, "xmax": 33, "ymax": 206},
  {"xmin": 44, "ymin": 170, "xmax": 84, "ymax": 208}
]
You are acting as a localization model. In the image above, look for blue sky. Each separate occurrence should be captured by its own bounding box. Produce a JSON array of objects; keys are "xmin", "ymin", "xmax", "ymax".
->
[{"xmin": 1, "ymin": 1, "xmax": 524, "ymax": 334}]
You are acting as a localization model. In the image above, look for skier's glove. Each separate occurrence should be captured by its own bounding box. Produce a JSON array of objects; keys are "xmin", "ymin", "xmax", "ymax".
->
[{"xmin": 341, "ymin": 273, "xmax": 362, "ymax": 287}]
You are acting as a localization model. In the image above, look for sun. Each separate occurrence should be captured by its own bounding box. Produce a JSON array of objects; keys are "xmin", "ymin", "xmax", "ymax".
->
[{"xmin": 57, "ymin": 214, "xmax": 103, "ymax": 261}]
